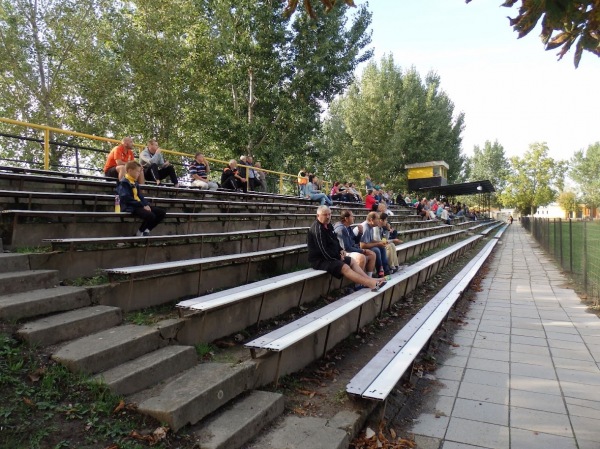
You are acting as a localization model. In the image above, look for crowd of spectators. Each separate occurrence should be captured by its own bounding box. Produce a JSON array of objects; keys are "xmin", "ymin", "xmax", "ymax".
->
[{"xmin": 105, "ymin": 137, "xmax": 483, "ymax": 238}]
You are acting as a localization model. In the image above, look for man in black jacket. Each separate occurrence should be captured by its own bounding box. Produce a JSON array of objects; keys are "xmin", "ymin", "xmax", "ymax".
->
[{"xmin": 307, "ymin": 205, "xmax": 386, "ymax": 292}]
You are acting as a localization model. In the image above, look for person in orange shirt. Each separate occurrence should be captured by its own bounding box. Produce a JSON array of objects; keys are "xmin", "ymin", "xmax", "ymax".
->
[{"xmin": 104, "ymin": 136, "xmax": 144, "ymax": 183}]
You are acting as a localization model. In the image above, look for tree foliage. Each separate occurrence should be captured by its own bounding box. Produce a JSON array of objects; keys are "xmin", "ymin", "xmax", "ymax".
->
[
  {"xmin": 499, "ymin": 142, "xmax": 567, "ymax": 214},
  {"xmin": 467, "ymin": 140, "xmax": 509, "ymax": 206},
  {"xmin": 0, "ymin": 0, "xmax": 372, "ymax": 174},
  {"xmin": 467, "ymin": 0, "xmax": 600, "ymax": 67},
  {"xmin": 569, "ymin": 142, "xmax": 600, "ymax": 208},
  {"xmin": 557, "ymin": 190, "xmax": 580, "ymax": 217},
  {"xmin": 318, "ymin": 55, "xmax": 465, "ymax": 191}
]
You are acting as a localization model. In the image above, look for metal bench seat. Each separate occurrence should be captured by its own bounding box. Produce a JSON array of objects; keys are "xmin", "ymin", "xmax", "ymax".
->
[
  {"xmin": 176, "ymin": 268, "xmax": 326, "ymax": 315},
  {"xmin": 346, "ymin": 238, "xmax": 498, "ymax": 400}
]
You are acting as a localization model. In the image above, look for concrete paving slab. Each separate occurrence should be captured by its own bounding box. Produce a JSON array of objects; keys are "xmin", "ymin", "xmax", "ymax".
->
[
  {"xmin": 437, "ymin": 379, "xmax": 460, "ymax": 398},
  {"xmin": 510, "ymin": 361, "xmax": 557, "ymax": 380},
  {"xmin": 565, "ymin": 396, "xmax": 600, "ymax": 420},
  {"xmin": 556, "ymin": 367, "xmax": 600, "ymax": 386},
  {"xmin": 510, "ymin": 427, "xmax": 577, "ymax": 449},
  {"xmin": 435, "ymin": 365, "xmax": 464, "ymax": 382},
  {"xmin": 469, "ymin": 347, "xmax": 509, "ymax": 362},
  {"xmin": 511, "ymin": 334, "xmax": 547, "ymax": 347},
  {"xmin": 510, "ymin": 342, "xmax": 551, "ymax": 356},
  {"xmin": 445, "ymin": 417, "xmax": 509, "ymax": 448},
  {"xmin": 442, "ymin": 441, "xmax": 488, "ymax": 449},
  {"xmin": 457, "ymin": 382, "xmax": 509, "ymax": 405},
  {"xmin": 568, "ymin": 415, "xmax": 600, "ymax": 443},
  {"xmin": 510, "ymin": 389, "xmax": 567, "ymax": 414},
  {"xmin": 410, "ymin": 413, "xmax": 450, "ymax": 439},
  {"xmin": 510, "ymin": 406, "xmax": 573, "ymax": 437},
  {"xmin": 474, "ymin": 331, "xmax": 509, "ymax": 343},
  {"xmin": 443, "ymin": 355, "xmax": 468, "ymax": 368},
  {"xmin": 510, "ymin": 351, "xmax": 553, "ymax": 367},
  {"xmin": 465, "ymin": 357, "xmax": 509, "ymax": 374},
  {"xmin": 451, "ymin": 398, "xmax": 507, "ymax": 426},
  {"xmin": 510, "ymin": 374, "xmax": 562, "ymax": 396},
  {"xmin": 462, "ymin": 368, "xmax": 508, "ymax": 389},
  {"xmin": 553, "ymin": 356, "xmax": 600, "ymax": 373},
  {"xmin": 510, "ymin": 327, "xmax": 546, "ymax": 338}
]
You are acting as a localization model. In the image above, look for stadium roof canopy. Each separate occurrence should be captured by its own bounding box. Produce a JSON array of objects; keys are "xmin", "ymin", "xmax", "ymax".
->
[{"xmin": 417, "ymin": 180, "xmax": 495, "ymax": 196}]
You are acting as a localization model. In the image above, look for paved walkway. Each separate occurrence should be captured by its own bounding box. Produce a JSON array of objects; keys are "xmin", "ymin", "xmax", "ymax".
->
[{"xmin": 408, "ymin": 222, "xmax": 600, "ymax": 449}]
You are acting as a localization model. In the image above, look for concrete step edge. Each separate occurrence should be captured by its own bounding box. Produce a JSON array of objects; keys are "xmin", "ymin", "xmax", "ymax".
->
[
  {"xmin": 95, "ymin": 345, "xmax": 198, "ymax": 396},
  {"xmin": 137, "ymin": 361, "xmax": 256, "ymax": 432},
  {"xmin": 52, "ymin": 324, "xmax": 164, "ymax": 374},
  {"xmin": 17, "ymin": 305, "xmax": 122, "ymax": 346},
  {"xmin": 191, "ymin": 390, "xmax": 285, "ymax": 449},
  {"xmin": 0, "ymin": 286, "xmax": 91, "ymax": 321}
]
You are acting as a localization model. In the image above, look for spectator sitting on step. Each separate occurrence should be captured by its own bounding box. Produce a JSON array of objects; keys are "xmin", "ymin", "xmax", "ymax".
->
[
  {"xmin": 104, "ymin": 136, "xmax": 144, "ymax": 183},
  {"xmin": 333, "ymin": 209, "xmax": 377, "ymax": 280},
  {"xmin": 308, "ymin": 205, "xmax": 385, "ymax": 292},
  {"xmin": 356, "ymin": 211, "xmax": 391, "ymax": 278},
  {"xmin": 306, "ymin": 175, "xmax": 332, "ymax": 206},
  {"xmin": 297, "ymin": 167, "xmax": 309, "ymax": 197},
  {"xmin": 371, "ymin": 213, "xmax": 400, "ymax": 274},
  {"xmin": 117, "ymin": 161, "xmax": 166, "ymax": 236},
  {"xmin": 189, "ymin": 153, "xmax": 218, "ymax": 190},
  {"xmin": 365, "ymin": 189, "xmax": 378, "ymax": 211},
  {"xmin": 139, "ymin": 138, "xmax": 179, "ymax": 188},
  {"xmin": 253, "ymin": 161, "xmax": 267, "ymax": 192},
  {"xmin": 377, "ymin": 201, "xmax": 394, "ymax": 216},
  {"xmin": 221, "ymin": 159, "xmax": 246, "ymax": 192},
  {"xmin": 347, "ymin": 183, "xmax": 362, "ymax": 202}
]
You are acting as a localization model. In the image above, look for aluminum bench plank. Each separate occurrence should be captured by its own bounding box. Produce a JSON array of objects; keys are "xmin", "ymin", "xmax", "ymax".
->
[
  {"xmin": 349, "ymin": 239, "xmax": 498, "ymax": 400},
  {"xmin": 176, "ymin": 268, "xmax": 325, "ymax": 311},
  {"xmin": 104, "ymin": 244, "xmax": 306, "ymax": 275}
]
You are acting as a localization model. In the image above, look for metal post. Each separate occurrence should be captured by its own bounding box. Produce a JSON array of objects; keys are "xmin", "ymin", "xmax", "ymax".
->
[
  {"xmin": 583, "ymin": 220, "xmax": 588, "ymax": 290},
  {"xmin": 559, "ymin": 218, "xmax": 563, "ymax": 269},
  {"xmin": 569, "ymin": 218, "xmax": 573, "ymax": 273},
  {"xmin": 44, "ymin": 128, "xmax": 50, "ymax": 170},
  {"xmin": 279, "ymin": 174, "xmax": 283, "ymax": 195},
  {"xmin": 75, "ymin": 146, "xmax": 80, "ymax": 174}
]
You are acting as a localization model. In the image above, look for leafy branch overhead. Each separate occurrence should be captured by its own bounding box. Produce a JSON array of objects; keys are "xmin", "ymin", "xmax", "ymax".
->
[
  {"xmin": 284, "ymin": 0, "xmax": 356, "ymax": 18},
  {"xmin": 466, "ymin": 0, "xmax": 600, "ymax": 67}
]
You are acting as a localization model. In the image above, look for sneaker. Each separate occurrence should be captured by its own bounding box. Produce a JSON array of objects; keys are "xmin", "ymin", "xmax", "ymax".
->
[
  {"xmin": 142, "ymin": 229, "xmax": 151, "ymax": 236},
  {"xmin": 378, "ymin": 269, "xmax": 385, "ymax": 278},
  {"xmin": 372, "ymin": 280, "xmax": 387, "ymax": 292},
  {"xmin": 135, "ymin": 230, "xmax": 144, "ymax": 237}
]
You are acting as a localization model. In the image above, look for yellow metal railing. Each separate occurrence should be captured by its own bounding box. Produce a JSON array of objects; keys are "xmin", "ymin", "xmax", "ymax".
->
[{"xmin": 0, "ymin": 117, "xmax": 322, "ymax": 196}]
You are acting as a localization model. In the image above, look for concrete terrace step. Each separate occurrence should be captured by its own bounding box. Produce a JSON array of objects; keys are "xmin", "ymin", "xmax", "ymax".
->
[
  {"xmin": 0, "ymin": 285, "xmax": 90, "ymax": 320},
  {"xmin": 0, "ymin": 253, "xmax": 30, "ymax": 272},
  {"xmin": 94, "ymin": 345, "xmax": 198, "ymax": 396},
  {"xmin": 137, "ymin": 361, "xmax": 255, "ymax": 432},
  {"xmin": 17, "ymin": 305, "xmax": 122, "ymax": 346},
  {"xmin": 52, "ymin": 324, "xmax": 165, "ymax": 374},
  {"xmin": 0, "ymin": 269, "xmax": 59, "ymax": 295},
  {"xmin": 191, "ymin": 390, "xmax": 284, "ymax": 449}
]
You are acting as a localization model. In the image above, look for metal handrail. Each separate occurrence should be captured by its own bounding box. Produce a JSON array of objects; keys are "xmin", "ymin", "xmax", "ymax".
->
[{"xmin": 0, "ymin": 117, "xmax": 317, "ymax": 195}]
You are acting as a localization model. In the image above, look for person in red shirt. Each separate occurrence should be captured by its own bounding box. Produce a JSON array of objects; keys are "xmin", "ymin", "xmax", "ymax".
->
[
  {"xmin": 365, "ymin": 189, "xmax": 378, "ymax": 211},
  {"xmin": 104, "ymin": 136, "xmax": 144, "ymax": 183}
]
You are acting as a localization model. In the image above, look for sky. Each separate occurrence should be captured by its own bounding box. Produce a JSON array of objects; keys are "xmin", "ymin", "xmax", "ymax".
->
[{"xmin": 358, "ymin": 0, "xmax": 600, "ymax": 162}]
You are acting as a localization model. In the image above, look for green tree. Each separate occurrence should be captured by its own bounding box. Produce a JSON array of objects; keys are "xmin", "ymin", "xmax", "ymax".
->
[
  {"xmin": 569, "ymin": 142, "xmax": 600, "ymax": 209},
  {"xmin": 500, "ymin": 142, "xmax": 566, "ymax": 215},
  {"xmin": 467, "ymin": 140, "xmax": 509, "ymax": 206},
  {"xmin": 319, "ymin": 55, "xmax": 465, "ymax": 191},
  {"xmin": 557, "ymin": 190, "xmax": 580, "ymax": 218},
  {"xmin": 467, "ymin": 1, "xmax": 600, "ymax": 67}
]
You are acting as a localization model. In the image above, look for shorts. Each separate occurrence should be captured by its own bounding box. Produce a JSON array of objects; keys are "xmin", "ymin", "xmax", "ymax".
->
[
  {"xmin": 105, "ymin": 166, "xmax": 119, "ymax": 178},
  {"xmin": 311, "ymin": 256, "xmax": 351, "ymax": 279}
]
